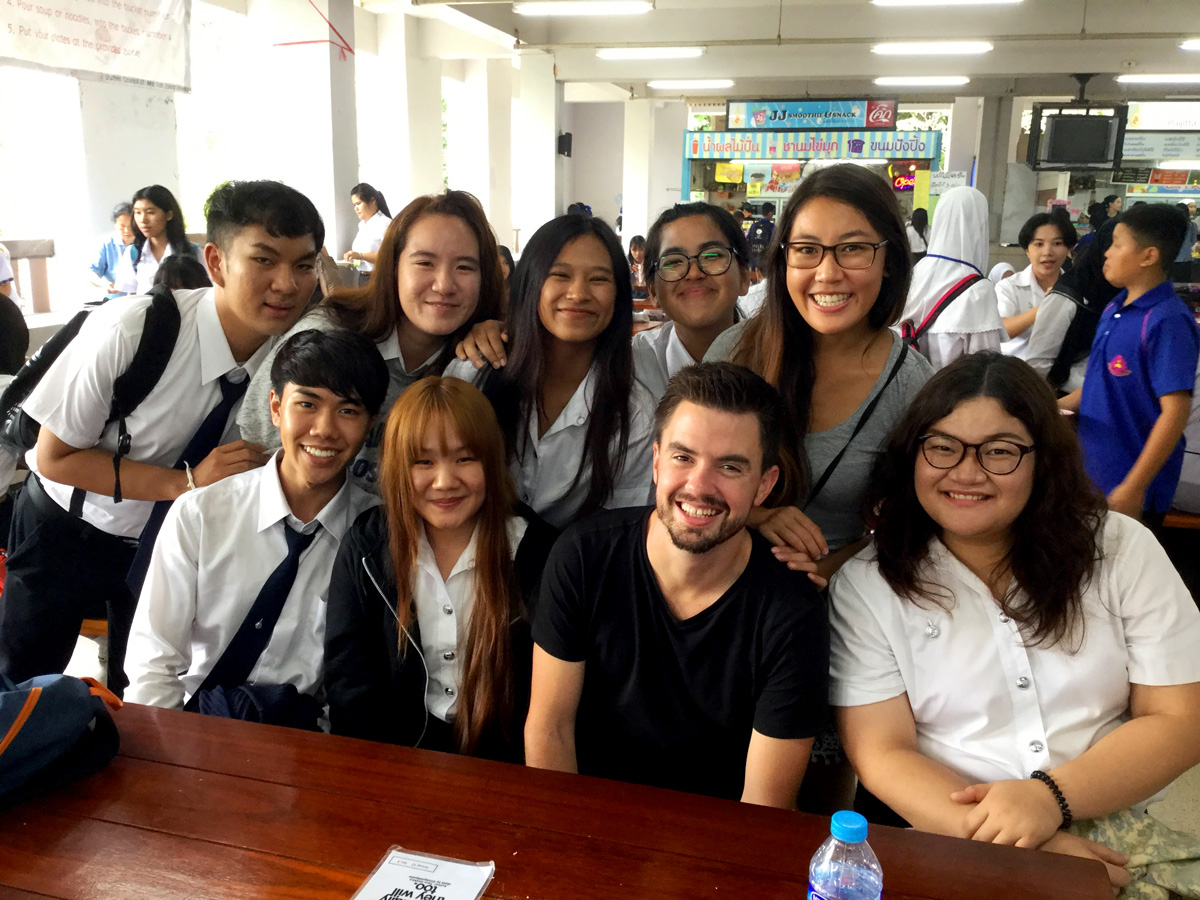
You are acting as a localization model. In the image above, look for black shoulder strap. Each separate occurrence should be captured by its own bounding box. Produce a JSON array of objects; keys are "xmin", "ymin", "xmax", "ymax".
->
[
  {"xmin": 0, "ymin": 309, "xmax": 91, "ymax": 418},
  {"xmin": 900, "ymin": 274, "xmax": 984, "ymax": 349},
  {"xmin": 804, "ymin": 342, "xmax": 909, "ymax": 510}
]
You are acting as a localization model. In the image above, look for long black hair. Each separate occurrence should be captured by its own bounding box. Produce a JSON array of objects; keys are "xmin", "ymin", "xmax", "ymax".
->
[
  {"xmin": 130, "ymin": 185, "xmax": 190, "ymax": 269},
  {"xmin": 487, "ymin": 214, "xmax": 634, "ymax": 521},
  {"xmin": 1047, "ymin": 218, "xmax": 1120, "ymax": 389},
  {"xmin": 910, "ymin": 207, "xmax": 928, "ymax": 243},
  {"xmin": 351, "ymin": 182, "xmax": 392, "ymax": 219}
]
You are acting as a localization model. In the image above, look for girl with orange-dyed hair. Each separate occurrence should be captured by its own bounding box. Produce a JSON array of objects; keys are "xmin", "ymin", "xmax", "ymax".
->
[{"xmin": 324, "ymin": 377, "xmax": 556, "ymax": 760}]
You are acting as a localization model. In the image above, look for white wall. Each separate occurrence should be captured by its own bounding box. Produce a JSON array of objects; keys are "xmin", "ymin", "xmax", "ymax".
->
[
  {"xmin": 649, "ymin": 101, "xmax": 688, "ymax": 228},
  {"xmin": 564, "ymin": 101, "xmax": 625, "ymax": 228}
]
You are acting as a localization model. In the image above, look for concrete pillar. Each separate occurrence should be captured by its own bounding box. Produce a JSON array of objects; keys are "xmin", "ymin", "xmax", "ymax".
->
[
  {"xmin": 449, "ymin": 59, "xmax": 513, "ymax": 246},
  {"xmin": 400, "ymin": 16, "xmax": 445, "ymax": 199},
  {"xmin": 946, "ymin": 96, "xmax": 983, "ymax": 180},
  {"xmin": 622, "ymin": 99, "xmax": 654, "ymax": 245},
  {"xmin": 245, "ymin": 0, "xmax": 359, "ymax": 254},
  {"xmin": 514, "ymin": 53, "xmax": 559, "ymax": 253},
  {"xmin": 976, "ymin": 95, "xmax": 1015, "ymax": 239},
  {"xmin": 650, "ymin": 101, "xmax": 689, "ymax": 225},
  {"xmin": 485, "ymin": 59, "xmax": 513, "ymax": 248}
]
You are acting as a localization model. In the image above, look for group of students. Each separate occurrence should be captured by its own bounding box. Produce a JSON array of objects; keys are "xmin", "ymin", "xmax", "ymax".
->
[{"xmin": 0, "ymin": 168, "xmax": 1198, "ymax": 895}]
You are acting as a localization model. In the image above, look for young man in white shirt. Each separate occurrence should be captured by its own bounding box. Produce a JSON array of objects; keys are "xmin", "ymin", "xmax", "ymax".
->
[
  {"xmin": 0, "ymin": 180, "xmax": 323, "ymax": 694},
  {"xmin": 125, "ymin": 329, "xmax": 387, "ymax": 723},
  {"xmin": 525, "ymin": 362, "xmax": 828, "ymax": 807},
  {"xmin": 997, "ymin": 212, "xmax": 1073, "ymax": 360}
]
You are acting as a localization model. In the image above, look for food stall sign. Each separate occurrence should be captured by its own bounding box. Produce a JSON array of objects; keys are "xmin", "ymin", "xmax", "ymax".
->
[{"xmin": 727, "ymin": 99, "xmax": 898, "ymax": 130}]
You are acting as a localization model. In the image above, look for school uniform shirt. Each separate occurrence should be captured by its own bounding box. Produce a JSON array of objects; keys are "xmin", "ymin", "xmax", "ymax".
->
[
  {"xmin": 413, "ymin": 517, "xmax": 530, "ymax": 722},
  {"xmin": 21, "ymin": 288, "xmax": 273, "ymax": 538},
  {"xmin": 996, "ymin": 265, "xmax": 1052, "ymax": 360},
  {"xmin": 906, "ymin": 224, "xmax": 927, "ymax": 255},
  {"xmin": 443, "ymin": 358, "xmax": 657, "ymax": 529},
  {"xmin": 630, "ymin": 320, "xmax": 699, "ymax": 402},
  {"xmin": 124, "ymin": 453, "xmax": 378, "ymax": 710},
  {"xmin": 829, "ymin": 514, "xmax": 1200, "ymax": 789},
  {"xmin": 351, "ymin": 211, "xmax": 392, "ymax": 274},
  {"xmin": 1077, "ymin": 281, "xmax": 1200, "ymax": 513},
  {"xmin": 113, "ymin": 242, "xmax": 203, "ymax": 296},
  {"xmin": 1024, "ymin": 288, "xmax": 1087, "ymax": 391}
]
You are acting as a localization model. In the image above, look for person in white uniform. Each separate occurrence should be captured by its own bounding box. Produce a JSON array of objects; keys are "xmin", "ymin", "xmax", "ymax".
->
[
  {"xmin": 125, "ymin": 329, "xmax": 386, "ymax": 723},
  {"xmin": 996, "ymin": 212, "xmax": 1073, "ymax": 360},
  {"xmin": 830, "ymin": 352, "xmax": 1200, "ymax": 894},
  {"xmin": 343, "ymin": 182, "xmax": 392, "ymax": 275},
  {"xmin": 445, "ymin": 214, "xmax": 654, "ymax": 529},
  {"xmin": 900, "ymin": 186, "xmax": 1006, "ymax": 369},
  {"xmin": 112, "ymin": 185, "xmax": 203, "ymax": 296}
]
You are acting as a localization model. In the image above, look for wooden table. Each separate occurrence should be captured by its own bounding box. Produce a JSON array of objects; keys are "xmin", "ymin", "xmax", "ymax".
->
[{"xmin": 0, "ymin": 704, "xmax": 1111, "ymax": 900}]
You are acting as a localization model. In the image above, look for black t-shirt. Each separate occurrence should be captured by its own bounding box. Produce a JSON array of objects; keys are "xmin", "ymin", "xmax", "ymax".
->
[{"xmin": 532, "ymin": 506, "xmax": 829, "ymax": 801}]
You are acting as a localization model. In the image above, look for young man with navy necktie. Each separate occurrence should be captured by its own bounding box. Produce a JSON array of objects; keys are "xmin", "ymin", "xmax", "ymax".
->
[
  {"xmin": 124, "ymin": 329, "xmax": 387, "ymax": 725},
  {"xmin": 0, "ymin": 181, "xmax": 324, "ymax": 695}
]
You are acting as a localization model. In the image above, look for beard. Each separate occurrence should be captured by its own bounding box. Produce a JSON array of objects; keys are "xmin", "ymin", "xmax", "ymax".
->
[{"xmin": 656, "ymin": 489, "xmax": 748, "ymax": 555}]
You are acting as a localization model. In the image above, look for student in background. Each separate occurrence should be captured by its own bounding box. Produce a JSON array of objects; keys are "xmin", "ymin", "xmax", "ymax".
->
[
  {"xmin": 1172, "ymin": 202, "xmax": 1198, "ymax": 284},
  {"xmin": 906, "ymin": 207, "xmax": 928, "ymax": 263},
  {"xmin": 125, "ymin": 329, "xmax": 386, "ymax": 725},
  {"xmin": 88, "ymin": 202, "xmax": 135, "ymax": 301},
  {"xmin": 0, "ymin": 180, "xmax": 323, "ymax": 694},
  {"xmin": 112, "ymin": 185, "xmax": 203, "ymax": 296},
  {"xmin": 343, "ymin": 182, "xmax": 392, "ymax": 277},
  {"xmin": 444, "ymin": 214, "xmax": 655, "ymax": 529},
  {"xmin": 525, "ymin": 363, "xmax": 828, "ymax": 807},
  {"xmin": 900, "ymin": 186, "xmax": 1006, "ymax": 369},
  {"xmin": 832, "ymin": 353, "xmax": 1200, "ymax": 894},
  {"xmin": 997, "ymin": 212, "xmax": 1073, "ymax": 360},
  {"xmin": 988, "ymin": 263, "xmax": 1015, "ymax": 284},
  {"xmin": 152, "ymin": 255, "xmax": 212, "ymax": 291},
  {"xmin": 0, "ymin": 244, "xmax": 28, "ymax": 375},
  {"xmin": 325, "ymin": 377, "xmax": 555, "ymax": 759},
  {"xmin": 498, "ymin": 245, "xmax": 517, "ymax": 308},
  {"xmin": 746, "ymin": 202, "xmax": 776, "ymax": 273},
  {"xmin": 628, "ymin": 235, "xmax": 648, "ymax": 300},
  {"xmin": 238, "ymin": 190, "xmax": 505, "ymax": 494},
  {"xmin": 1060, "ymin": 203, "xmax": 1199, "ymax": 521}
]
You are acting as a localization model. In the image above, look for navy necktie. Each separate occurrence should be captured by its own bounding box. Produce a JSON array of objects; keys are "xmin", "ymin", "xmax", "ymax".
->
[
  {"xmin": 186, "ymin": 524, "xmax": 319, "ymax": 706},
  {"xmin": 125, "ymin": 372, "xmax": 249, "ymax": 595}
]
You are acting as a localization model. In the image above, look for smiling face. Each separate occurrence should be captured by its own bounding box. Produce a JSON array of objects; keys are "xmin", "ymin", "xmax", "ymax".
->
[
  {"xmin": 352, "ymin": 193, "xmax": 377, "ymax": 222},
  {"xmin": 785, "ymin": 196, "xmax": 886, "ymax": 339},
  {"xmin": 271, "ymin": 383, "xmax": 372, "ymax": 494},
  {"xmin": 410, "ymin": 417, "xmax": 487, "ymax": 539},
  {"xmin": 133, "ymin": 199, "xmax": 171, "ymax": 242},
  {"xmin": 1025, "ymin": 223, "xmax": 1070, "ymax": 287},
  {"xmin": 537, "ymin": 234, "xmax": 616, "ymax": 346},
  {"xmin": 396, "ymin": 213, "xmax": 482, "ymax": 341},
  {"xmin": 653, "ymin": 401, "xmax": 778, "ymax": 555},
  {"xmin": 914, "ymin": 396, "xmax": 1035, "ymax": 551},
  {"xmin": 649, "ymin": 215, "xmax": 747, "ymax": 336}
]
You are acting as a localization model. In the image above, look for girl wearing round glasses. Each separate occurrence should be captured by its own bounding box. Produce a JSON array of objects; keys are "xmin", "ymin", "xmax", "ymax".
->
[
  {"xmin": 830, "ymin": 352, "xmax": 1200, "ymax": 893},
  {"xmin": 706, "ymin": 163, "xmax": 933, "ymax": 581}
]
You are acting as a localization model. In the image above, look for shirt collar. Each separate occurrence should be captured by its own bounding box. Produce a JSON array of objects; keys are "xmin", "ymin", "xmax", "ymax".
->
[
  {"xmin": 256, "ymin": 451, "xmax": 358, "ymax": 543},
  {"xmin": 378, "ymin": 326, "xmax": 443, "ymax": 375},
  {"xmin": 663, "ymin": 322, "xmax": 698, "ymax": 378},
  {"xmin": 1123, "ymin": 280, "xmax": 1179, "ymax": 310},
  {"xmin": 196, "ymin": 288, "xmax": 274, "ymax": 385},
  {"xmin": 416, "ymin": 523, "xmax": 480, "ymax": 581}
]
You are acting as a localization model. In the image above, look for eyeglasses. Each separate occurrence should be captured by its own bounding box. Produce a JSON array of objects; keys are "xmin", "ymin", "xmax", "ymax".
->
[
  {"xmin": 782, "ymin": 240, "xmax": 888, "ymax": 270},
  {"xmin": 654, "ymin": 246, "xmax": 736, "ymax": 281},
  {"xmin": 918, "ymin": 434, "xmax": 1036, "ymax": 476}
]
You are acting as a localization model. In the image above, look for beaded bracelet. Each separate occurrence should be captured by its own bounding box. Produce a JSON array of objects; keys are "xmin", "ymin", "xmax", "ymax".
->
[{"xmin": 1030, "ymin": 769, "xmax": 1073, "ymax": 830}]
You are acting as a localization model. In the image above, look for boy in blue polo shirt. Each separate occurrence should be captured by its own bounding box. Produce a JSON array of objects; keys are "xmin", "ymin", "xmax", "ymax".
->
[{"xmin": 1060, "ymin": 203, "xmax": 1199, "ymax": 521}]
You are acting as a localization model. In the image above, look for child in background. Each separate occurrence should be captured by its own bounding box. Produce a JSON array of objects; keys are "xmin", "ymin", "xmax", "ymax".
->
[{"xmin": 1060, "ymin": 204, "xmax": 1200, "ymax": 521}]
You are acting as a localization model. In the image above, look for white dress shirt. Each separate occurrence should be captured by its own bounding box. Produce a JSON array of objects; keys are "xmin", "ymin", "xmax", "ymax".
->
[
  {"xmin": 829, "ymin": 513, "xmax": 1200, "ymax": 788},
  {"xmin": 443, "ymin": 359, "xmax": 656, "ymax": 528},
  {"xmin": 351, "ymin": 212, "xmax": 392, "ymax": 273},
  {"xmin": 125, "ymin": 454, "xmax": 378, "ymax": 709},
  {"xmin": 1024, "ymin": 288, "xmax": 1087, "ymax": 391},
  {"xmin": 996, "ymin": 265, "xmax": 1052, "ymax": 361},
  {"xmin": 631, "ymin": 321, "xmax": 698, "ymax": 402},
  {"xmin": 22, "ymin": 288, "xmax": 273, "ymax": 538},
  {"xmin": 413, "ymin": 516, "xmax": 529, "ymax": 722},
  {"xmin": 113, "ymin": 242, "xmax": 201, "ymax": 296}
]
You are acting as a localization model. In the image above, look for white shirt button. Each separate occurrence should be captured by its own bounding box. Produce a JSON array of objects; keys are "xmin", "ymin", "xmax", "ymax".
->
[
  {"xmin": 1029, "ymin": 740, "xmax": 1044, "ymax": 753},
  {"xmin": 1016, "ymin": 677, "xmax": 1031, "ymax": 690},
  {"xmin": 998, "ymin": 614, "xmax": 1010, "ymax": 624},
  {"xmin": 443, "ymin": 650, "xmax": 455, "ymax": 661},
  {"xmin": 444, "ymin": 686, "xmax": 455, "ymax": 696},
  {"xmin": 1114, "ymin": 313, "xmax": 1121, "ymax": 319},
  {"xmin": 442, "ymin": 604, "xmax": 453, "ymax": 615}
]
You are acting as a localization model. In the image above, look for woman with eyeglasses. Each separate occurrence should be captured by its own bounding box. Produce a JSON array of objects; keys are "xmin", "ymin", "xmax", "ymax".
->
[
  {"xmin": 706, "ymin": 163, "xmax": 933, "ymax": 583},
  {"xmin": 830, "ymin": 352, "xmax": 1200, "ymax": 894}
]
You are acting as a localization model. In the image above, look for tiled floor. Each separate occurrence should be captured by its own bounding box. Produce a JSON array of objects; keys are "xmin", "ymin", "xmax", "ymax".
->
[{"xmin": 66, "ymin": 634, "xmax": 1200, "ymax": 836}]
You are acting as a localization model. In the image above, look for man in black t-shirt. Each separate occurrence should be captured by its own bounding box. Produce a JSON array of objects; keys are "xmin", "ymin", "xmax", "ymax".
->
[{"xmin": 526, "ymin": 363, "xmax": 828, "ymax": 807}]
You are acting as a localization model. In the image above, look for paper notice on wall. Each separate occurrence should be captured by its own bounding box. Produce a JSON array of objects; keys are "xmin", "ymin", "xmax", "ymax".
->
[
  {"xmin": 0, "ymin": 0, "xmax": 191, "ymax": 90},
  {"xmin": 715, "ymin": 162, "xmax": 744, "ymax": 184}
]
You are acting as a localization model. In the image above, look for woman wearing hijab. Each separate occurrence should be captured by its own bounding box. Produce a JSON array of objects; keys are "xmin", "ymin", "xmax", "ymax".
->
[
  {"xmin": 988, "ymin": 263, "xmax": 1015, "ymax": 284},
  {"xmin": 1024, "ymin": 219, "xmax": 1121, "ymax": 394},
  {"xmin": 898, "ymin": 186, "xmax": 1006, "ymax": 370}
]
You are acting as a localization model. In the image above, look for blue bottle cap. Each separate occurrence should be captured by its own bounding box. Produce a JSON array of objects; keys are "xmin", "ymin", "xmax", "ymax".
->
[{"xmin": 830, "ymin": 810, "xmax": 868, "ymax": 843}]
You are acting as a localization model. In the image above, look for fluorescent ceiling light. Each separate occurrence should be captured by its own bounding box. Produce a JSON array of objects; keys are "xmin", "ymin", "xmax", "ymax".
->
[
  {"xmin": 1157, "ymin": 159, "xmax": 1200, "ymax": 170},
  {"xmin": 1181, "ymin": 40, "xmax": 1200, "ymax": 51},
  {"xmin": 873, "ymin": 0, "xmax": 1019, "ymax": 6},
  {"xmin": 514, "ymin": 1, "xmax": 652, "ymax": 15},
  {"xmin": 874, "ymin": 76, "xmax": 971, "ymax": 86},
  {"xmin": 647, "ymin": 79, "xmax": 734, "ymax": 90},
  {"xmin": 1116, "ymin": 74, "xmax": 1200, "ymax": 84},
  {"xmin": 873, "ymin": 41, "xmax": 993, "ymax": 55},
  {"xmin": 596, "ymin": 47, "xmax": 705, "ymax": 60}
]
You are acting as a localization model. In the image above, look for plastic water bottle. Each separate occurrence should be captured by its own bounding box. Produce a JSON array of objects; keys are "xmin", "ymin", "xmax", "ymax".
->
[{"xmin": 808, "ymin": 810, "xmax": 883, "ymax": 900}]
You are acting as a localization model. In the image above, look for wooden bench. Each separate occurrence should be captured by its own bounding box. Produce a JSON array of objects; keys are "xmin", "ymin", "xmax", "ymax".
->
[
  {"xmin": 3, "ymin": 238, "xmax": 54, "ymax": 314},
  {"xmin": 1164, "ymin": 510, "xmax": 1200, "ymax": 530}
]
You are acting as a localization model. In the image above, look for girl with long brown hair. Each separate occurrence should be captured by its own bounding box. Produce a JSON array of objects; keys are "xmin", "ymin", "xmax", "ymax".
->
[
  {"xmin": 324, "ymin": 377, "xmax": 555, "ymax": 759},
  {"xmin": 238, "ymin": 190, "xmax": 505, "ymax": 493}
]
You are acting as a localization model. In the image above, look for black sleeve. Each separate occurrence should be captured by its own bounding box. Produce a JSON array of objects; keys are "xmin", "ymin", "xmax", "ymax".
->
[
  {"xmin": 324, "ymin": 521, "xmax": 398, "ymax": 743},
  {"xmin": 529, "ymin": 526, "xmax": 593, "ymax": 663},
  {"xmin": 753, "ymin": 580, "xmax": 830, "ymax": 741},
  {"xmin": 513, "ymin": 505, "xmax": 559, "ymax": 620}
]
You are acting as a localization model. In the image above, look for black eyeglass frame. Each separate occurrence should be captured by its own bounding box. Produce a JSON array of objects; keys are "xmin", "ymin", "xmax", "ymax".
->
[
  {"xmin": 651, "ymin": 245, "xmax": 739, "ymax": 282},
  {"xmin": 781, "ymin": 239, "xmax": 889, "ymax": 270},
  {"xmin": 917, "ymin": 434, "xmax": 1037, "ymax": 475}
]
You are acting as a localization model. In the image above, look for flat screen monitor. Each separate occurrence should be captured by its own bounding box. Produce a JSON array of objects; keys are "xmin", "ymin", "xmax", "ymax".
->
[{"xmin": 1027, "ymin": 105, "xmax": 1127, "ymax": 171}]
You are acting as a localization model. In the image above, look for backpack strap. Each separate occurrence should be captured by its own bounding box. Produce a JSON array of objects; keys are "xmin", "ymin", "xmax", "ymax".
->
[
  {"xmin": 68, "ymin": 284, "xmax": 182, "ymax": 513},
  {"xmin": 901, "ymin": 274, "xmax": 984, "ymax": 351}
]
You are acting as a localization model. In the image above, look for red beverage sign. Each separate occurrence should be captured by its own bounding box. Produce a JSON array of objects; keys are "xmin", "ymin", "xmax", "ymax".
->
[
  {"xmin": 866, "ymin": 100, "xmax": 896, "ymax": 128},
  {"xmin": 1149, "ymin": 168, "xmax": 1188, "ymax": 186}
]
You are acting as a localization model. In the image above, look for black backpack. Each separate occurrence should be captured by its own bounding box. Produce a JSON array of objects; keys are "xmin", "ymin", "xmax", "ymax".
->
[
  {"xmin": 0, "ymin": 284, "xmax": 181, "ymax": 500},
  {"xmin": 746, "ymin": 218, "xmax": 775, "ymax": 267}
]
